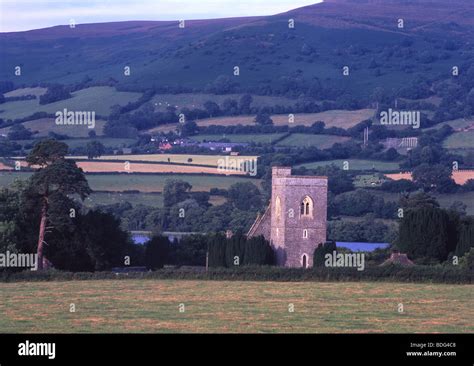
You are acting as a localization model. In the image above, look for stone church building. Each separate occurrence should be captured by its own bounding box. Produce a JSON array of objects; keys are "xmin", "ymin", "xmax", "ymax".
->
[{"xmin": 247, "ymin": 166, "xmax": 328, "ymax": 268}]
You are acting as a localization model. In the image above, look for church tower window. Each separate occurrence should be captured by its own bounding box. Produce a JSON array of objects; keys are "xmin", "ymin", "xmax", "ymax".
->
[
  {"xmin": 300, "ymin": 196, "xmax": 313, "ymax": 218},
  {"xmin": 275, "ymin": 196, "xmax": 281, "ymax": 219}
]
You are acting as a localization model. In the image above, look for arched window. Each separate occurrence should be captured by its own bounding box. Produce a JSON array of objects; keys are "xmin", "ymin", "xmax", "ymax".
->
[
  {"xmin": 275, "ymin": 196, "xmax": 281, "ymax": 219},
  {"xmin": 300, "ymin": 196, "xmax": 313, "ymax": 218},
  {"xmin": 302, "ymin": 254, "xmax": 308, "ymax": 268},
  {"xmin": 303, "ymin": 229, "xmax": 308, "ymax": 239}
]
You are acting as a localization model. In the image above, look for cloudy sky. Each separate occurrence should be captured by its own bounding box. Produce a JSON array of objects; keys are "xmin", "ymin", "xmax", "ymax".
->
[{"xmin": 0, "ymin": 0, "xmax": 323, "ymax": 32}]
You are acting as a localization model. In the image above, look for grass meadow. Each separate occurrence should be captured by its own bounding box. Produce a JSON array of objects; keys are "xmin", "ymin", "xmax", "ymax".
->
[
  {"xmin": 297, "ymin": 159, "xmax": 401, "ymax": 172},
  {"xmin": 0, "ymin": 172, "xmax": 260, "ymax": 192},
  {"xmin": 0, "ymin": 86, "xmax": 142, "ymax": 119},
  {"xmin": 276, "ymin": 134, "xmax": 350, "ymax": 148},
  {"xmin": 150, "ymin": 109, "xmax": 375, "ymax": 133},
  {"xmin": 0, "ymin": 280, "xmax": 471, "ymax": 333}
]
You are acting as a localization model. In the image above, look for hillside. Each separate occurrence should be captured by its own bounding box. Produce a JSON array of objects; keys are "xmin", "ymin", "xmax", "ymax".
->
[{"xmin": 1, "ymin": 0, "xmax": 473, "ymax": 98}]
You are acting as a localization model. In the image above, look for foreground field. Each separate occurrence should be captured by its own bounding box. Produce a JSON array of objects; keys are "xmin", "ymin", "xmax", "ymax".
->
[{"xmin": 0, "ymin": 280, "xmax": 471, "ymax": 333}]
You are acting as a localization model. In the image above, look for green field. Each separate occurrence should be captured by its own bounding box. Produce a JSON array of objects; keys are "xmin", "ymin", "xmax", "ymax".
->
[
  {"xmin": 193, "ymin": 133, "xmax": 286, "ymax": 144},
  {"xmin": 70, "ymin": 154, "xmax": 259, "ymax": 167},
  {"xmin": 146, "ymin": 93, "xmax": 295, "ymax": 112},
  {"xmin": 0, "ymin": 86, "xmax": 142, "ymax": 120},
  {"xmin": 151, "ymin": 109, "xmax": 375, "ymax": 133},
  {"xmin": 297, "ymin": 159, "xmax": 401, "ymax": 172},
  {"xmin": 443, "ymin": 130, "xmax": 474, "ymax": 149},
  {"xmin": 0, "ymin": 118, "xmax": 107, "ymax": 138},
  {"xmin": 80, "ymin": 192, "xmax": 225, "ymax": 208},
  {"xmin": 82, "ymin": 192, "xmax": 164, "ymax": 208},
  {"xmin": 276, "ymin": 134, "xmax": 350, "ymax": 148},
  {"xmin": 0, "ymin": 280, "xmax": 471, "ymax": 333},
  {"xmin": 11, "ymin": 138, "xmax": 136, "ymax": 151},
  {"xmin": 0, "ymin": 172, "xmax": 260, "ymax": 193},
  {"xmin": 426, "ymin": 117, "xmax": 474, "ymax": 131},
  {"xmin": 4, "ymin": 87, "xmax": 47, "ymax": 97},
  {"xmin": 372, "ymin": 191, "xmax": 474, "ymax": 215}
]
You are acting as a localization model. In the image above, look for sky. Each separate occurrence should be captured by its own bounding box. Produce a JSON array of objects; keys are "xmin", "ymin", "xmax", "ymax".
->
[{"xmin": 0, "ymin": 0, "xmax": 323, "ymax": 32}]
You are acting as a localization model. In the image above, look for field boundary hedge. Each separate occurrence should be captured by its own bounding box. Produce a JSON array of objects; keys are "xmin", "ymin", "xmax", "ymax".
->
[{"xmin": 0, "ymin": 265, "xmax": 472, "ymax": 284}]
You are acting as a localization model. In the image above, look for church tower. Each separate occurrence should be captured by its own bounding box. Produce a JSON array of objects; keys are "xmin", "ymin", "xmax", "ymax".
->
[{"xmin": 248, "ymin": 166, "xmax": 328, "ymax": 268}]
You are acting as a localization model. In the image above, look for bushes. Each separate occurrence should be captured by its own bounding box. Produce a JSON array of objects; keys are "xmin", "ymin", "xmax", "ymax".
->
[
  {"xmin": 145, "ymin": 236, "xmax": 170, "ymax": 270},
  {"xmin": 39, "ymin": 84, "xmax": 72, "ymax": 105},
  {"xmin": 209, "ymin": 233, "xmax": 274, "ymax": 268},
  {"xmin": 313, "ymin": 241, "xmax": 336, "ymax": 267},
  {"xmin": 456, "ymin": 218, "xmax": 474, "ymax": 257},
  {"xmin": 397, "ymin": 207, "xmax": 451, "ymax": 262},
  {"xmin": 0, "ymin": 265, "xmax": 472, "ymax": 284}
]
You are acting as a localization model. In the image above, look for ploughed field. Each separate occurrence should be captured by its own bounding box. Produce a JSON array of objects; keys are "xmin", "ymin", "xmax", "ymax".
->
[{"xmin": 0, "ymin": 280, "xmax": 472, "ymax": 333}]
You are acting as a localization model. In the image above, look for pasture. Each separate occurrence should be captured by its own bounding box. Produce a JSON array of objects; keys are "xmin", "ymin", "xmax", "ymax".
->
[
  {"xmin": 0, "ymin": 280, "xmax": 471, "ymax": 333},
  {"xmin": 0, "ymin": 86, "xmax": 142, "ymax": 119},
  {"xmin": 73, "ymin": 161, "xmax": 246, "ymax": 175},
  {"xmin": 0, "ymin": 172, "xmax": 260, "ymax": 193},
  {"xmin": 71, "ymin": 154, "xmax": 259, "ymax": 167},
  {"xmin": 372, "ymin": 191, "xmax": 474, "ymax": 215},
  {"xmin": 298, "ymin": 159, "xmax": 401, "ymax": 172},
  {"xmin": 145, "ymin": 93, "xmax": 295, "ymax": 111},
  {"xmin": 80, "ymin": 192, "xmax": 225, "ymax": 208},
  {"xmin": 276, "ymin": 134, "xmax": 350, "ymax": 148},
  {"xmin": 386, "ymin": 171, "xmax": 474, "ymax": 185},
  {"xmin": 443, "ymin": 130, "xmax": 474, "ymax": 150},
  {"xmin": 0, "ymin": 118, "xmax": 106, "ymax": 138},
  {"xmin": 193, "ymin": 133, "xmax": 287, "ymax": 144},
  {"xmin": 3, "ymin": 87, "xmax": 47, "ymax": 97},
  {"xmin": 149, "ymin": 109, "xmax": 375, "ymax": 133}
]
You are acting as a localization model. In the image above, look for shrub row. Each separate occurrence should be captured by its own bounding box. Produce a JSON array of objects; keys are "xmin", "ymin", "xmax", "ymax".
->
[{"xmin": 0, "ymin": 265, "xmax": 472, "ymax": 284}]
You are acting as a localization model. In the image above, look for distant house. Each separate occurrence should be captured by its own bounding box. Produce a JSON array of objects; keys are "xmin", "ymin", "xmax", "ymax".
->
[
  {"xmin": 112, "ymin": 147, "xmax": 132, "ymax": 155},
  {"xmin": 384, "ymin": 137, "xmax": 418, "ymax": 150},
  {"xmin": 197, "ymin": 141, "xmax": 248, "ymax": 152},
  {"xmin": 159, "ymin": 142, "xmax": 172, "ymax": 151}
]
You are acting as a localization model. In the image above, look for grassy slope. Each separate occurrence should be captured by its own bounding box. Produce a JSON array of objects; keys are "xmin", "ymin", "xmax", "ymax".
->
[
  {"xmin": 146, "ymin": 93, "xmax": 296, "ymax": 111},
  {"xmin": 150, "ymin": 110, "xmax": 375, "ymax": 133},
  {"xmin": 0, "ymin": 118, "xmax": 106, "ymax": 138},
  {"xmin": 192, "ymin": 133, "xmax": 286, "ymax": 144},
  {"xmin": 0, "ymin": 280, "xmax": 472, "ymax": 333},
  {"xmin": 0, "ymin": 87, "xmax": 142, "ymax": 120},
  {"xmin": 276, "ymin": 134, "xmax": 350, "ymax": 148},
  {"xmin": 80, "ymin": 192, "xmax": 225, "ymax": 208},
  {"xmin": 70, "ymin": 154, "xmax": 259, "ymax": 166},
  {"xmin": 443, "ymin": 130, "xmax": 474, "ymax": 149},
  {"xmin": 297, "ymin": 159, "xmax": 401, "ymax": 172},
  {"xmin": 372, "ymin": 191, "xmax": 474, "ymax": 215}
]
